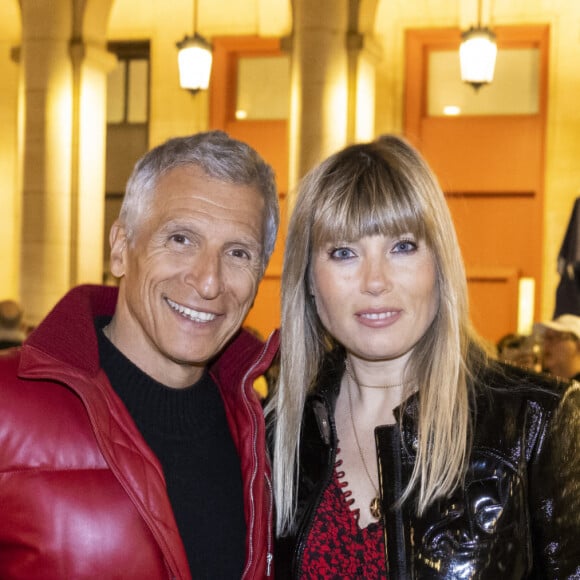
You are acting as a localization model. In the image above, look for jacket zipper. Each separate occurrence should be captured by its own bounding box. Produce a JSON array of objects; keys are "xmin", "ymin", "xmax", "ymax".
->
[
  {"xmin": 240, "ymin": 336, "xmax": 276, "ymax": 578},
  {"xmin": 376, "ymin": 425, "xmax": 408, "ymax": 579},
  {"xmin": 265, "ymin": 461, "xmax": 274, "ymax": 576}
]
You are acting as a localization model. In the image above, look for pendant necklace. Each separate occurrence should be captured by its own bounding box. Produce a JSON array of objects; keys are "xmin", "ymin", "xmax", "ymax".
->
[{"xmin": 344, "ymin": 361, "xmax": 384, "ymax": 520}]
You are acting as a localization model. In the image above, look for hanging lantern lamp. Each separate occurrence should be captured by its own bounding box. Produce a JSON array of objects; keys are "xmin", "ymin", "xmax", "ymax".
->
[
  {"xmin": 459, "ymin": 0, "xmax": 497, "ymax": 90},
  {"xmin": 176, "ymin": 0, "xmax": 212, "ymax": 93}
]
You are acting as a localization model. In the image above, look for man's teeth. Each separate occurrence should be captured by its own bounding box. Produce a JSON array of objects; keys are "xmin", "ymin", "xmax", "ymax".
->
[
  {"xmin": 166, "ymin": 298, "xmax": 216, "ymax": 322},
  {"xmin": 361, "ymin": 311, "xmax": 396, "ymax": 320}
]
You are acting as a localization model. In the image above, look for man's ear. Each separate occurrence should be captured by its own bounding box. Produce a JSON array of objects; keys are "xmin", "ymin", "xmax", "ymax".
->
[{"xmin": 109, "ymin": 221, "xmax": 129, "ymax": 278}]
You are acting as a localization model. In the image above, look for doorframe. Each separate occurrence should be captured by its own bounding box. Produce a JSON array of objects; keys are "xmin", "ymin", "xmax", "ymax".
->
[
  {"xmin": 404, "ymin": 25, "xmax": 550, "ymax": 342},
  {"xmin": 404, "ymin": 25, "xmax": 549, "ymax": 144}
]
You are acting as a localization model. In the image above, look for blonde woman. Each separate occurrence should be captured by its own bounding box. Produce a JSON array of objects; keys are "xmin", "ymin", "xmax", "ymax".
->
[{"xmin": 267, "ymin": 136, "xmax": 580, "ymax": 578}]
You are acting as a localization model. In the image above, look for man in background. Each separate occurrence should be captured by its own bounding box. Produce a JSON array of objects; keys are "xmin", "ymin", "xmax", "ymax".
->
[
  {"xmin": 0, "ymin": 300, "xmax": 26, "ymax": 349},
  {"xmin": 535, "ymin": 314, "xmax": 580, "ymax": 381},
  {"xmin": 0, "ymin": 131, "xmax": 279, "ymax": 579},
  {"xmin": 496, "ymin": 332, "xmax": 542, "ymax": 373}
]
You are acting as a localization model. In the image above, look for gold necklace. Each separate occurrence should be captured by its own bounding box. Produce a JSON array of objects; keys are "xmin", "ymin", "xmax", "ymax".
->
[{"xmin": 345, "ymin": 371, "xmax": 382, "ymax": 520}]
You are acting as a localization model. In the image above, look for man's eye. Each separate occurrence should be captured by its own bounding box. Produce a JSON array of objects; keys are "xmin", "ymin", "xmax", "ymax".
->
[
  {"xmin": 230, "ymin": 248, "xmax": 251, "ymax": 260},
  {"xmin": 169, "ymin": 234, "xmax": 189, "ymax": 245},
  {"xmin": 330, "ymin": 247, "xmax": 355, "ymax": 260}
]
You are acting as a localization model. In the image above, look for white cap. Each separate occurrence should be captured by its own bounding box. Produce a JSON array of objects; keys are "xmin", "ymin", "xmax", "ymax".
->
[{"xmin": 534, "ymin": 314, "xmax": 580, "ymax": 340}]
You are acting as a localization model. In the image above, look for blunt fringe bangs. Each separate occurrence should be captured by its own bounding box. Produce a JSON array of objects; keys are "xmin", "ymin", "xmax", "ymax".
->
[{"xmin": 310, "ymin": 143, "xmax": 432, "ymax": 252}]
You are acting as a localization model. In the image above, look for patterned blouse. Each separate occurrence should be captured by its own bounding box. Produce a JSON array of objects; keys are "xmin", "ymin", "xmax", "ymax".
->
[{"xmin": 300, "ymin": 453, "xmax": 387, "ymax": 579}]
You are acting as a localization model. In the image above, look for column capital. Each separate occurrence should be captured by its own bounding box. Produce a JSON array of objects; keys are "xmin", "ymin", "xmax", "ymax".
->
[
  {"xmin": 70, "ymin": 39, "xmax": 117, "ymax": 73},
  {"xmin": 347, "ymin": 32, "xmax": 383, "ymax": 61}
]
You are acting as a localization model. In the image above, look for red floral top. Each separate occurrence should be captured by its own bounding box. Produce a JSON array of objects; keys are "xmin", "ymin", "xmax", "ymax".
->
[{"xmin": 300, "ymin": 454, "xmax": 387, "ymax": 579}]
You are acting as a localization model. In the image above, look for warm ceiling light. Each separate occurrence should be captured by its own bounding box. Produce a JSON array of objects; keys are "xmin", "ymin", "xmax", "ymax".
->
[
  {"xmin": 176, "ymin": 1, "xmax": 212, "ymax": 93},
  {"xmin": 443, "ymin": 105, "xmax": 461, "ymax": 116},
  {"xmin": 460, "ymin": 28, "xmax": 497, "ymax": 90},
  {"xmin": 459, "ymin": 0, "xmax": 497, "ymax": 90}
]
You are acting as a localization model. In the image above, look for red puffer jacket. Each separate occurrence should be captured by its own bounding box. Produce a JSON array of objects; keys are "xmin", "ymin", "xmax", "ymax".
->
[{"xmin": 0, "ymin": 285, "xmax": 278, "ymax": 580}]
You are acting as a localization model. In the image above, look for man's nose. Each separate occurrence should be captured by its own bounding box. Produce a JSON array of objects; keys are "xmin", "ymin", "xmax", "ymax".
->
[{"xmin": 186, "ymin": 250, "xmax": 223, "ymax": 299}]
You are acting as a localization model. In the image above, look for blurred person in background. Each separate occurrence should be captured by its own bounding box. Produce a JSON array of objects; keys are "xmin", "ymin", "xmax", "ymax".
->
[
  {"xmin": 0, "ymin": 300, "xmax": 26, "ymax": 349},
  {"xmin": 535, "ymin": 314, "xmax": 580, "ymax": 381},
  {"xmin": 496, "ymin": 332, "xmax": 542, "ymax": 373}
]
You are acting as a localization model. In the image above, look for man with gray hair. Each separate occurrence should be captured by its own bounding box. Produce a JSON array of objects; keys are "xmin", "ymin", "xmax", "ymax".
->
[{"xmin": 0, "ymin": 131, "xmax": 279, "ymax": 579}]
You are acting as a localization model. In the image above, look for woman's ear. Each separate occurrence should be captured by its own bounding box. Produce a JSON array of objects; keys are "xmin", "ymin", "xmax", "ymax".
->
[{"xmin": 109, "ymin": 221, "xmax": 128, "ymax": 278}]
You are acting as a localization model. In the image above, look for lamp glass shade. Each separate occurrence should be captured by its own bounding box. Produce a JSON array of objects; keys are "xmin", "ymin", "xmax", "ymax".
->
[
  {"xmin": 177, "ymin": 34, "xmax": 213, "ymax": 91},
  {"xmin": 460, "ymin": 28, "xmax": 497, "ymax": 87}
]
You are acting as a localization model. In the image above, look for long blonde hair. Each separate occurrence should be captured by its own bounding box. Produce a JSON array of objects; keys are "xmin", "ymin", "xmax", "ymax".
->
[{"xmin": 266, "ymin": 135, "xmax": 487, "ymax": 535}]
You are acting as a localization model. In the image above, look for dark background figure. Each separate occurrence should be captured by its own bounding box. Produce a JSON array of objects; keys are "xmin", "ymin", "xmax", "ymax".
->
[
  {"xmin": 535, "ymin": 314, "xmax": 580, "ymax": 381},
  {"xmin": 0, "ymin": 300, "xmax": 25, "ymax": 349},
  {"xmin": 554, "ymin": 197, "xmax": 580, "ymax": 316},
  {"xmin": 496, "ymin": 332, "xmax": 542, "ymax": 373}
]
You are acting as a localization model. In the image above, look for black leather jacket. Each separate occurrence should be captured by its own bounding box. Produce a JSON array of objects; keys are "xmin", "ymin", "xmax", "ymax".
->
[{"xmin": 276, "ymin": 354, "xmax": 580, "ymax": 579}]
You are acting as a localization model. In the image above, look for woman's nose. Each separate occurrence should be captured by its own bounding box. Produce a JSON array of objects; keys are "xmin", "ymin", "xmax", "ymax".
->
[{"xmin": 361, "ymin": 257, "xmax": 392, "ymax": 295}]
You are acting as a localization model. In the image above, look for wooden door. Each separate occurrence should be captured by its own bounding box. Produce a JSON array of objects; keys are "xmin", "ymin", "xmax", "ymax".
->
[
  {"xmin": 210, "ymin": 36, "xmax": 288, "ymax": 339},
  {"xmin": 405, "ymin": 26, "xmax": 549, "ymax": 344}
]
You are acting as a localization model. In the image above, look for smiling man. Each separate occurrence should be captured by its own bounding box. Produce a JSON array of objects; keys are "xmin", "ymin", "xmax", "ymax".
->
[{"xmin": 0, "ymin": 132, "xmax": 279, "ymax": 579}]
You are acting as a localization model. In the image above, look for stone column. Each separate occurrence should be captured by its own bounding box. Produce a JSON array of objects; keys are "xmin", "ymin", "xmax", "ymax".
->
[
  {"xmin": 288, "ymin": 0, "xmax": 350, "ymax": 199},
  {"xmin": 0, "ymin": 2, "xmax": 21, "ymax": 299},
  {"xmin": 287, "ymin": 0, "xmax": 381, "ymax": 206},
  {"xmin": 19, "ymin": 0, "xmax": 75, "ymax": 323},
  {"xmin": 19, "ymin": 0, "xmax": 113, "ymax": 323},
  {"xmin": 69, "ymin": 40, "xmax": 116, "ymax": 286}
]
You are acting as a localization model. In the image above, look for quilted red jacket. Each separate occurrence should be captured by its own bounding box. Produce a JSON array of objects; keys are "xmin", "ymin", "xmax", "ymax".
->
[{"xmin": 0, "ymin": 285, "xmax": 278, "ymax": 579}]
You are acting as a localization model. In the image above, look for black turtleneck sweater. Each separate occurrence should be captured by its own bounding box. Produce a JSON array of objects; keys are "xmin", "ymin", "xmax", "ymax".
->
[{"xmin": 96, "ymin": 319, "xmax": 246, "ymax": 578}]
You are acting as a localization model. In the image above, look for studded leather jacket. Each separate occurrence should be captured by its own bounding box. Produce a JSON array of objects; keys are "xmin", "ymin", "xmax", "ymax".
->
[{"xmin": 275, "ymin": 352, "xmax": 580, "ymax": 579}]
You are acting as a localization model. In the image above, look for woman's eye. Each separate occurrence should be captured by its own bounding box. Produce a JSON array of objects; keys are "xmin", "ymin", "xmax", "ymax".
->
[
  {"xmin": 330, "ymin": 247, "xmax": 355, "ymax": 260},
  {"xmin": 392, "ymin": 239, "xmax": 417, "ymax": 253}
]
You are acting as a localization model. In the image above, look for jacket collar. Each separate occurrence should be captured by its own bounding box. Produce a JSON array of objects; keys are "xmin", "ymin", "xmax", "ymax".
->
[
  {"xmin": 210, "ymin": 328, "xmax": 279, "ymax": 393},
  {"xmin": 22, "ymin": 284, "xmax": 117, "ymax": 376}
]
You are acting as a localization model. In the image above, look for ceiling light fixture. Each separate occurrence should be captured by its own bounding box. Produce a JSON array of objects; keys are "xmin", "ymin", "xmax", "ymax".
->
[
  {"xmin": 176, "ymin": 0, "xmax": 212, "ymax": 93},
  {"xmin": 459, "ymin": 0, "xmax": 497, "ymax": 90}
]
